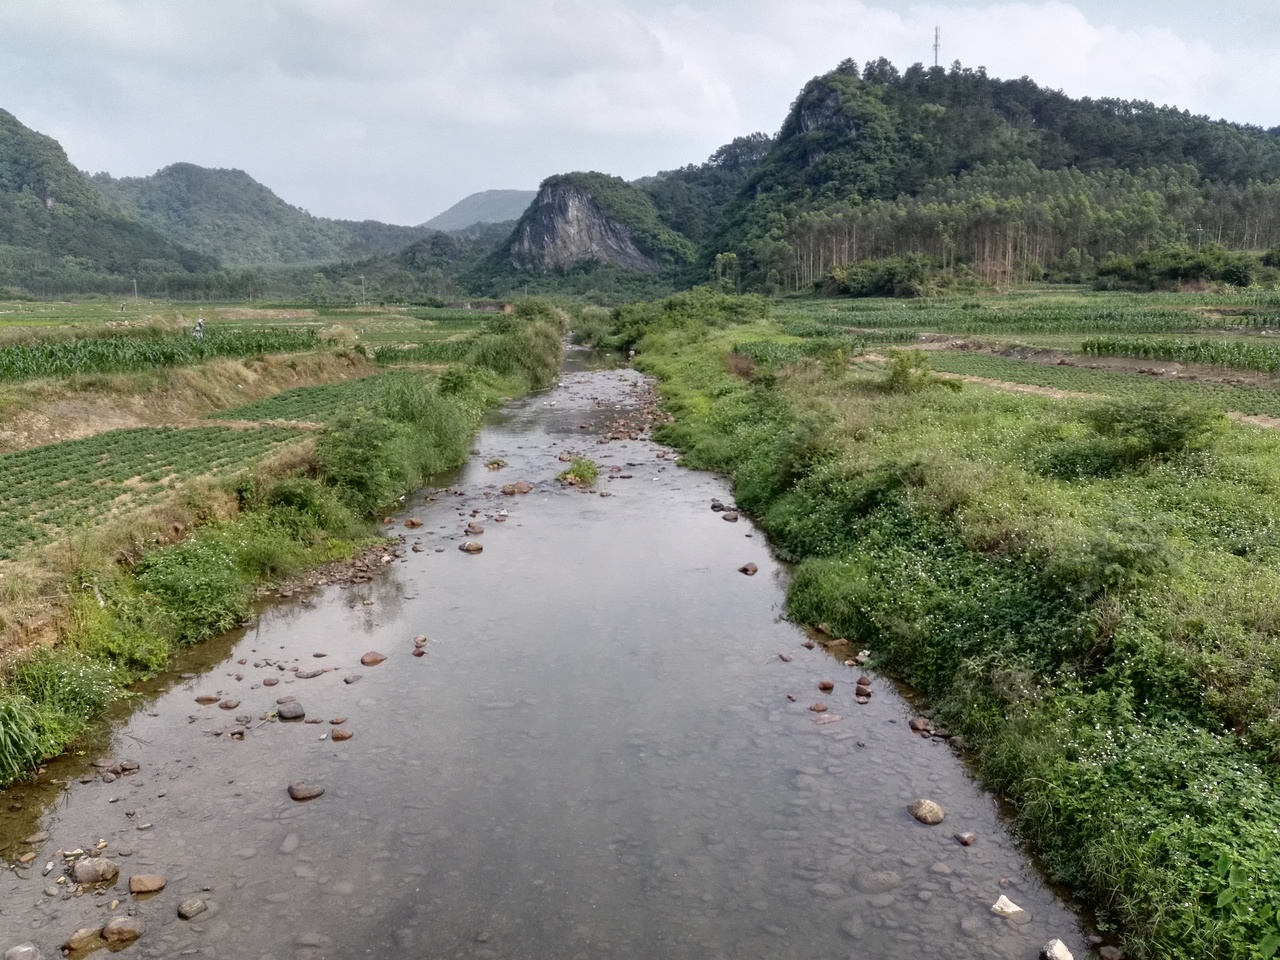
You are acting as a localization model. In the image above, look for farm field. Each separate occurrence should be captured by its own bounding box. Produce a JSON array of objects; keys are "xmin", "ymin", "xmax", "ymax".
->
[{"xmin": 0, "ymin": 425, "xmax": 305, "ymax": 559}]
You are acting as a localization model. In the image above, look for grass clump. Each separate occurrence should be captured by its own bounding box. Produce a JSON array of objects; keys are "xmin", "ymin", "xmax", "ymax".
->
[{"xmin": 557, "ymin": 458, "xmax": 599, "ymax": 486}]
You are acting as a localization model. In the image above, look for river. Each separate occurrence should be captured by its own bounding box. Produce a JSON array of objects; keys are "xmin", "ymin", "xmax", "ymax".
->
[{"xmin": 0, "ymin": 354, "xmax": 1092, "ymax": 959}]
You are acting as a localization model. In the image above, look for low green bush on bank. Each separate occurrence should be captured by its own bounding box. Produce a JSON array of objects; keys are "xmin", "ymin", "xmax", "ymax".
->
[
  {"xmin": 0, "ymin": 300, "xmax": 565, "ymax": 788},
  {"xmin": 626, "ymin": 293, "xmax": 1280, "ymax": 959}
]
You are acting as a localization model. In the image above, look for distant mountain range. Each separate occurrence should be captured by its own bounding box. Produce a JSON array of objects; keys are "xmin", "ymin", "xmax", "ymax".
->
[
  {"xmin": 6, "ymin": 56, "xmax": 1280, "ymax": 299},
  {"xmin": 424, "ymin": 190, "xmax": 536, "ymax": 232}
]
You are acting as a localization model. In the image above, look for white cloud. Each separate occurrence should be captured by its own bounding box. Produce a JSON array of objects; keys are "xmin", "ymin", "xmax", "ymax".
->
[{"xmin": 0, "ymin": 1, "xmax": 1274, "ymax": 223}]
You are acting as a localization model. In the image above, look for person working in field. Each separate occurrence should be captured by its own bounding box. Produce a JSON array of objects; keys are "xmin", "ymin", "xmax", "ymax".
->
[{"xmin": 192, "ymin": 318, "xmax": 205, "ymax": 339}]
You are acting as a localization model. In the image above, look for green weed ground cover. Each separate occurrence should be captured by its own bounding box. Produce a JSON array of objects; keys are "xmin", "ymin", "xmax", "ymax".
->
[{"xmin": 618, "ymin": 292, "xmax": 1280, "ymax": 959}]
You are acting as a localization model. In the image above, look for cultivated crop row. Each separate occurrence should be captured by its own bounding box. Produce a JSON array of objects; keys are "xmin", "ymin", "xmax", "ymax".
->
[
  {"xmin": 373, "ymin": 340, "xmax": 475, "ymax": 365},
  {"xmin": 0, "ymin": 426, "xmax": 303, "ymax": 558},
  {"xmin": 926, "ymin": 351, "xmax": 1280, "ymax": 418},
  {"xmin": 209, "ymin": 375, "xmax": 396, "ymax": 423},
  {"xmin": 0, "ymin": 329, "xmax": 319, "ymax": 382},
  {"xmin": 1082, "ymin": 336, "xmax": 1280, "ymax": 373}
]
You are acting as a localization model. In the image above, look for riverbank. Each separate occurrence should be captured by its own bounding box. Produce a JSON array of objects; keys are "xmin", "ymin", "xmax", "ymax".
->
[
  {"xmin": 607, "ymin": 291, "xmax": 1280, "ymax": 960},
  {"xmin": 0, "ymin": 357, "xmax": 1091, "ymax": 960},
  {"xmin": 0, "ymin": 302, "xmax": 566, "ymax": 788}
]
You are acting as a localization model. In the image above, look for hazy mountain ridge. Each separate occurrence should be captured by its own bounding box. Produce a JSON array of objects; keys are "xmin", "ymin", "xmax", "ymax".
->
[
  {"xmin": 424, "ymin": 190, "xmax": 536, "ymax": 232},
  {"xmin": 92, "ymin": 163, "xmax": 438, "ymax": 267}
]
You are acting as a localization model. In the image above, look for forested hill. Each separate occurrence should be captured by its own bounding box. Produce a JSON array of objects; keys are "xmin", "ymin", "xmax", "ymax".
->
[
  {"xmin": 0, "ymin": 109, "xmax": 213, "ymax": 285},
  {"xmin": 91, "ymin": 163, "xmax": 439, "ymax": 268},
  {"xmin": 708, "ymin": 58, "xmax": 1280, "ymax": 291}
]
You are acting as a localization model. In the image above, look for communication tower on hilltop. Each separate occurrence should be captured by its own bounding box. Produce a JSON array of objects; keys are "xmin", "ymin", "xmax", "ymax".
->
[{"xmin": 934, "ymin": 26, "xmax": 941, "ymax": 67}]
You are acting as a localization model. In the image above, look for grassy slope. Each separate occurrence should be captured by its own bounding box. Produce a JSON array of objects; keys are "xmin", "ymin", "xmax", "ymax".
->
[{"xmin": 620, "ymin": 293, "xmax": 1280, "ymax": 960}]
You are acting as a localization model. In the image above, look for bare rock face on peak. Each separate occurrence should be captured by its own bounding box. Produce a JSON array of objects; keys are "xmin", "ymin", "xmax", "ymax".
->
[{"xmin": 508, "ymin": 178, "xmax": 663, "ymax": 274}]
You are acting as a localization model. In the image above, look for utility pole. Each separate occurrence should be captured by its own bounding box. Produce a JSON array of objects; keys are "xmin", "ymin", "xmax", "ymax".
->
[
  {"xmin": 934, "ymin": 26, "xmax": 940, "ymax": 68},
  {"xmin": 133, "ymin": 278, "xmax": 138, "ymax": 301},
  {"xmin": 359, "ymin": 275, "xmax": 366, "ymax": 304}
]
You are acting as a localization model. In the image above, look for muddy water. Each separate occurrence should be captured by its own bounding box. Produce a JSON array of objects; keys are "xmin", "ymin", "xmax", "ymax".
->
[{"xmin": 1, "ymin": 356, "xmax": 1092, "ymax": 959}]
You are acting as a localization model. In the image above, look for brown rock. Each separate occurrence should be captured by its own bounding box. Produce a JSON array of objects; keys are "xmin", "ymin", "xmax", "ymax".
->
[
  {"xmin": 344, "ymin": 674, "xmax": 362, "ymax": 685},
  {"xmin": 360, "ymin": 651, "xmax": 387, "ymax": 666},
  {"xmin": 277, "ymin": 701, "xmax": 305, "ymax": 721},
  {"xmin": 777, "ymin": 653, "xmax": 793, "ymax": 662},
  {"xmin": 330, "ymin": 729, "xmax": 353, "ymax": 742},
  {"xmin": 459, "ymin": 541, "xmax": 483, "ymax": 554},
  {"xmin": 809, "ymin": 702, "xmax": 828, "ymax": 713},
  {"xmin": 907, "ymin": 799, "xmax": 946, "ymax": 825},
  {"xmin": 194, "ymin": 695, "xmax": 220, "ymax": 705},
  {"xmin": 802, "ymin": 641, "xmax": 815, "ymax": 650},
  {"xmin": 465, "ymin": 523, "xmax": 484, "ymax": 536},
  {"xmin": 101, "ymin": 916, "xmax": 144, "ymax": 943},
  {"xmin": 276, "ymin": 695, "xmax": 296, "ymax": 703},
  {"xmin": 413, "ymin": 635, "xmax": 429, "ymax": 647},
  {"xmin": 412, "ymin": 648, "xmax": 426, "ymax": 657},
  {"xmin": 128, "ymin": 874, "xmax": 166, "ymax": 894},
  {"xmin": 177, "ymin": 898, "xmax": 208, "ymax": 920},
  {"xmin": 329, "ymin": 717, "xmax": 347, "ymax": 724},
  {"xmin": 738, "ymin": 563, "xmax": 758, "ymax": 575},
  {"xmin": 295, "ymin": 669, "xmax": 324, "ymax": 679},
  {"xmin": 818, "ymin": 679, "xmax": 835, "ymax": 693},
  {"xmin": 262, "ymin": 676, "xmax": 279, "ymax": 687},
  {"xmin": 1099, "ymin": 948, "xmax": 1125, "ymax": 960},
  {"xmin": 722, "ymin": 511, "xmax": 739, "ymax": 522},
  {"xmin": 218, "ymin": 699, "xmax": 241, "ymax": 710},
  {"xmin": 405, "ymin": 518, "xmax": 423, "ymax": 528},
  {"xmin": 855, "ymin": 695, "xmax": 871, "ymax": 705},
  {"xmin": 304, "ymin": 718, "xmax": 323, "ymax": 724},
  {"xmin": 954, "ymin": 832, "xmax": 977, "ymax": 846},
  {"xmin": 908, "ymin": 717, "xmax": 931, "ymax": 732},
  {"xmin": 856, "ymin": 675, "xmax": 872, "ymax": 688},
  {"xmin": 64, "ymin": 927, "xmax": 103, "ymax": 951},
  {"xmin": 287, "ymin": 781, "xmax": 324, "ymax": 801}
]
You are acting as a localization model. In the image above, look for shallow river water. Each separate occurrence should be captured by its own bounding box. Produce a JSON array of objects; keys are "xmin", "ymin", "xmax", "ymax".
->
[{"xmin": 0, "ymin": 356, "xmax": 1093, "ymax": 959}]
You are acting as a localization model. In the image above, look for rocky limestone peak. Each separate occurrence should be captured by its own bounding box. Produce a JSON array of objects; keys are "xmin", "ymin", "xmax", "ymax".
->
[{"xmin": 508, "ymin": 182, "xmax": 662, "ymax": 274}]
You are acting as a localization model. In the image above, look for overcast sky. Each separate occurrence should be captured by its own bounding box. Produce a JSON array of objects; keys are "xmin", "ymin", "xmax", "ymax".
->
[{"xmin": 1, "ymin": 1, "xmax": 1275, "ymax": 225}]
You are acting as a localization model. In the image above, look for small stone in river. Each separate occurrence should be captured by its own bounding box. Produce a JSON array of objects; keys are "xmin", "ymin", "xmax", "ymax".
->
[
  {"xmin": 330, "ymin": 729, "xmax": 353, "ymax": 741},
  {"xmin": 808, "ymin": 702, "xmax": 828, "ymax": 713},
  {"xmin": 18, "ymin": 852, "xmax": 35, "ymax": 864},
  {"xmin": 955, "ymin": 832, "xmax": 977, "ymax": 846},
  {"xmin": 304, "ymin": 718, "xmax": 323, "ymax": 724},
  {"xmin": 777, "ymin": 653, "xmax": 793, "ymax": 662},
  {"xmin": 63, "ymin": 927, "xmax": 102, "ymax": 951},
  {"xmin": 818, "ymin": 679, "xmax": 834, "ymax": 693},
  {"xmin": 277, "ymin": 701, "xmax": 305, "ymax": 721},
  {"xmin": 908, "ymin": 799, "xmax": 946, "ymax": 825},
  {"xmin": 738, "ymin": 562, "xmax": 757, "ymax": 575},
  {"xmin": 287, "ymin": 781, "xmax": 324, "ymax": 801},
  {"xmin": 295, "ymin": 669, "xmax": 323, "ymax": 679},
  {"xmin": 465, "ymin": 523, "xmax": 484, "ymax": 535},
  {"xmin": 128, "ymin": 874, "xmax": 166, "ymax": 894},
  {"xmin": 1098, "ymin": 948, "xmax": 1125, "ymax": 960},
  {"xmin": 344, "ymin": 674, "xmax": 362, "ymax": 685},
  {"xmin": 263, "ymin": 677, "xmax": 279, "ymax": 687},
  {"xmin": 5, "ymin": 944, "xmax": 42, "ymax": 960},
  {"xmin": 405, "ymin": 518, "xmax": 423, "ymax": 528},
  {"xmin": 178, "ymin": 898, "xmax": 208, "ymax": 920},
  {"xmin": 101, "ymin": 917, "xmax": 144, "ymax": 944},
  {"xmin": 459, "ymin": 541, "xmax": 483, "ymax": 554},
  {"xmin": 360, "ymin": 651, "xmax": 387, "ymax": 666},
  {"xmin": 1041, "ymin": 940, "xmax": 1074, "ymax": 960},
  {"xmin": 218, "ymin": 699, "xmax": 240, "ymax": 710},
  {"xmin": 908, "ymin": 717, "xmax": 931, "ymax": 732},
  {"xmin": 412, "ymin": 648, "xmax": 426, "ymax": 657},
  {"xmin": 413, "ymin": 635, "xmax": 428, "ymax": 647},
  {"xmin": 72, "ymin": 857, "xmax": 119, "ymax": 884},
  {"xmin": 330, "ymin": 717, "xmax": 347, "ymax": 724},
  {"xmin": 194, "ymin": 695, "xmax": 220, "ymax": 705},
  {"xmin": 802, "ymin": 641, "xmax": 815, "ymax": 650},
  {"xmin": 722, "ymin": 511, "xmax": 739, "ymax": 522},
  {"xmin": 991, "ymin": 894, "xmax": 1031, "ymax": 924}
]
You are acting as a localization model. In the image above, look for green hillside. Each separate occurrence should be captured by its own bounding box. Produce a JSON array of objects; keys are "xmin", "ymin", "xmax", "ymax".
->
[
  {"xmin": 706, "ymin": 59, "xmax": 1280, "ymax": 292},
  {"xmin": 0, "ymin": 109, "xmax": 214, "ymax": 291},
  {"xmin": 424, "ymin": 189, "xmax": 536, "ymax": 231},
  {"xmin": 92, "ymin": 163, "xmax": 437, "ymax": 267}
]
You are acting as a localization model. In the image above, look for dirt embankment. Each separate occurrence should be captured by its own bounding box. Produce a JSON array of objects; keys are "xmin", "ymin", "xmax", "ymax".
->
[{"xmin": 0, "ymin": 351, "xmax": 374, "ymax": 453}]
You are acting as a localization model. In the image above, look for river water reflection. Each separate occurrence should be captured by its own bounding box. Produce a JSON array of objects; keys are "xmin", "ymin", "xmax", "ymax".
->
[{"xmin": 0, "ymin": 357, "xmax": 1090, "ymax": 959}]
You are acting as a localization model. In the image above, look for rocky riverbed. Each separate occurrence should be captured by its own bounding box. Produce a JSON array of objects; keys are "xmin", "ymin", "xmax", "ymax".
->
[{"xmin": 0, "ymin": 353, "xmax": 1097, "ymax": 960}]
